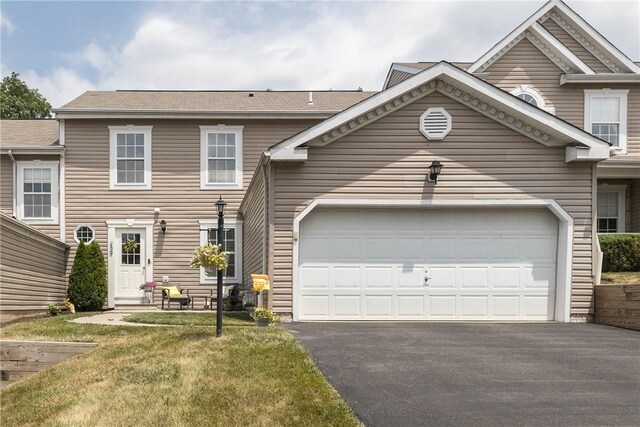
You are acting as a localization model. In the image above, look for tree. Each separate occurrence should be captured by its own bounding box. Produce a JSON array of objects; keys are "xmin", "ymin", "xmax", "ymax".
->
[
  {"xmin": 67, "ymin": 242, "xmax": 108, "ymax": 311},
  {"xmin": 0, "ymin": 72, "xmax": 52, "ymax": 119}
]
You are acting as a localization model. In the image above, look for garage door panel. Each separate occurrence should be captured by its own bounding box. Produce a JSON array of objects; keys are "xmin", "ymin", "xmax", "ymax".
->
[{"xmin": 297, "ymin": 208, "xmax": 558, "ymax": 321}]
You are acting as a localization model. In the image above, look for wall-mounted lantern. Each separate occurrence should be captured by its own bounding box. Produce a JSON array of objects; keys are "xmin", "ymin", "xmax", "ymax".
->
[
  {"xmin": 428, "ymin": 160, "xmax": 443, "ymax": 184},
  {"xmin": 160, "ymin": 220, "xmax": 167, "ymax": 234}
]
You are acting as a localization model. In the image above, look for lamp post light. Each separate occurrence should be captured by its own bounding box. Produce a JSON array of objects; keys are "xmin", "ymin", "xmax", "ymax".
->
[
  {"xmin": 160, "ymin": 220, "xmax": 167, "ymax": 234},
  {"xmin": 215, "ymin": 196, "xmax": 226, "ymax": 338}
]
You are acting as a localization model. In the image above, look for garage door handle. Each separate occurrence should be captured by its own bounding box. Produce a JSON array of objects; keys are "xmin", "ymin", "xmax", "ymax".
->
[{"xmin": 424, "ymin": 276, "xmax": 431, "ymax": 286}]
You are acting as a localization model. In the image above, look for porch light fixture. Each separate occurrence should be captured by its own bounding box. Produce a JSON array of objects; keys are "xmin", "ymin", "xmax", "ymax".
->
[
  {"xmin": 216, "ymin": 196, "xmax": 226, "ymax": 216},
  {"xmin": 428, "ymin": 160, "xmax": 443, "ymax": 184},
  {"xmin": 160, "ymin": 220, "xmax": 167, "ymax": 234}
]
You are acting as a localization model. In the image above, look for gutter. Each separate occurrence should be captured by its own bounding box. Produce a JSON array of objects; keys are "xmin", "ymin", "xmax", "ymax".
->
[
  {"xmin": 0, "ymin": 146, "xmax": 64, "ymax": 155},
  {"xmin": 560, "ymin": 74, "xmax": 640, "ymax": 85},
  {"xmin": 53, "ymin": 109, "xmax": 349, "ymax": 120}
]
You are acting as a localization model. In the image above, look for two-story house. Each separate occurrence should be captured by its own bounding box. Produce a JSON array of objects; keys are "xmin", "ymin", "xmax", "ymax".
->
[{"xmin": 1, "ymin": 0, "xmax": 636, "ymax": 322}]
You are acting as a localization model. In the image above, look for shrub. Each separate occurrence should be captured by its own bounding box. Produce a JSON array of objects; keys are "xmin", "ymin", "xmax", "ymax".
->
[
  {"xmin": 67, "ymin": 241, "xmax": 108, "ymax": 311},
  {"xmin": 599, "ymin": 234, "xmax": 640, "ymax": 272},
  {"xmin": 47, "ymin": 303, "xmax": 61, "ymax": 316}
]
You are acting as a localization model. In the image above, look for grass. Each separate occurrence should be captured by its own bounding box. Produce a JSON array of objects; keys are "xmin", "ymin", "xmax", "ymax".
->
[
  {"xmin": 0, "ymin": 313, "xmax": 361, "ymax": 427},
  {"xmin": 123, "ymin": 312, "xmax": 253, "ymax": 326},
  {"xmin": 601, "ymin": 271, "xmax": 640, "ymax": 285}
]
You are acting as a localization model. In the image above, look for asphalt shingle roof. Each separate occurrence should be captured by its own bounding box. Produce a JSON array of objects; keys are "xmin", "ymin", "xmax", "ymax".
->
[{"xmin": 0, "ymin": 120, "xmax": 59, "ymax": 147}]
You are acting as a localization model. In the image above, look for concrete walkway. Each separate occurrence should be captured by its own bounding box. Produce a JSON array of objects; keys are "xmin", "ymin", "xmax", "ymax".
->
[{"xmin": 70, "ymin": 312, "xmax": 173, "ymax": 327}]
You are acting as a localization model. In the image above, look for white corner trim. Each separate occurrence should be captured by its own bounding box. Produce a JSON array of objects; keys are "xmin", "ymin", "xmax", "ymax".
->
[
  {"xmin": 529, "ymin": 22, "xmax": 595, "ymax": 74},
  {"xmin": 109, "ymin": 125, "xmax": 153, "ymax": 190},
  {"xmin": 583, "ymin": 89, "xmax": 628, "ymax": 154},
  {"xmin": 198, "ymin": 218, "xmax": 243, "ymax": 284},
  {"xmin": 59, "ymin": 153, "xmax": 66, "ymax": 242},
  {"xmin": 15, "ymin": 160, "xmax": 60, "ymax": 225},
  {"xmin": 199, "ymin": 125, "xmax": 244, "ymax": 190},
  {"xmin": 59, "ymin": 119, "xmax": 65, "ymax": 146},
  {"xmin": 106, "ymin": 219, "xmax": 155, "ymax": 309},
  {"xmin": 291, "ymin": 198, "xmax": 574, "ymax": 323}
]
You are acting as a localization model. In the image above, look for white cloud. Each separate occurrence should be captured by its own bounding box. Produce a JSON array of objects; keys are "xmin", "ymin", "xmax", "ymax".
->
[
  {"xmin": 0, "ymin": 12, "xmax": 15, "ymax": 33},
  {"xmin": 6, "ymin": 0, "xmax": 639, "ymax": 108}
]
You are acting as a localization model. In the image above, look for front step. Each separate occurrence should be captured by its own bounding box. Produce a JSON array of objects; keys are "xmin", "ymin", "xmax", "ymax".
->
[{"xmin": 110, "ymin": 304, "xmax": 159, "ymax": 313}]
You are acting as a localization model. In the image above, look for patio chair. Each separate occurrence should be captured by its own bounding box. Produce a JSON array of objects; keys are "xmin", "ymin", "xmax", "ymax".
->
[{"xmin": 161, "ymin": 285, "xmax": 191, "ymax": 310}]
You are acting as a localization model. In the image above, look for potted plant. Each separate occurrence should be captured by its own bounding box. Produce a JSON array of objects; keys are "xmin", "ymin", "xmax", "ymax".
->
[
  {"xmin": 139, "ymin": 281, "xmax": 158, "ymax": 304},
  {"xmin": 190, "ymin": 242, "xmax": 228, "ymax": 274},
  {"xmin": 251, "ymin": 307, "xmax": 279, "ymax": 327}
]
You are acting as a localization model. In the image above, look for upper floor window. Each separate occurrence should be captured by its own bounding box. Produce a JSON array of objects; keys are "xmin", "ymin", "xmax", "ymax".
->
[
  {"xmin": 200, "ymin": 126, "xmax": 243, "ymax": 190},
  {"xmin": 510, "ymin": 85, "xmax": 555, "ymax": 113},
  {"xmin": 16, "ymin": 160, "xmax": 59, "ymax": 224},
  {"xmin": 198, "ymin": 219, "xmax": 242, "ymax": 283},
  {"xmin": 109, "ymin": 126, "xmax": 152, "ymax": 190},
  {"xmin": 584, "ymin": 90, "xmax": 628, "ymax": 153}
]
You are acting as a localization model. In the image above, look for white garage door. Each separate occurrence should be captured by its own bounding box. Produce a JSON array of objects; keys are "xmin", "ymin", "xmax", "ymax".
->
[{"xmin": 297, "ymin": 207, "xmax": 558, "ymax": 321}]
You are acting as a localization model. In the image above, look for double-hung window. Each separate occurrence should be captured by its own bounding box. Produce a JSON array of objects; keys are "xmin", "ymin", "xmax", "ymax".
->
[
  {"xmin": 597, "ymin": 186, "xmax": 625, "ymax": 233},
  {"xmin": 584, "ymin": 90, "xmax": 628, "ymax": 153},
  {"xmin": 198, "ymin": 220, "xmax": 242, "ymax": 283},
  {"xmin": 16, "ymin": 161, "xmax": 59, "ymax": 224},
  {"xmin": 109, "ymin": 126, "xmax": 152, "ymax": 189},
  {"xmin": 200, "ymin": 126, "xmax": 243, "ymax": 190}
]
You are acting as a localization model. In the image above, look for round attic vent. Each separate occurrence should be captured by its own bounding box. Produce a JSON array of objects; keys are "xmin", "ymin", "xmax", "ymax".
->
[{"xmin": 419, "ymin": 107, "xmax": 452, "ymax": 140}]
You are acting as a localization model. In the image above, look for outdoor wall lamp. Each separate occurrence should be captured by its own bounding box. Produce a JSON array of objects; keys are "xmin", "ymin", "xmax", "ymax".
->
[
  {"xmin": 160, "ymin": 220, "xmax": 167, "ymax": 234},
  {"xmin": 216, "ymin": 195, "xmax": 226, "ymax": 216},
  {"xmin": 428, "ymin": 160, "xmax": 443, "ymax": 184}
]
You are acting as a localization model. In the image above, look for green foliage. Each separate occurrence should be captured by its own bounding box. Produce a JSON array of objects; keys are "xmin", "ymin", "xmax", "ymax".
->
[
  {"xmin": 47, "ymin": 304, "xmax": 62, "ymax": 316},
  {"xmin": 599, "ymin": 234, "xmax": 640, "ymax": 272},
  {"xmin": 67, "ymin": 242, "xmax": 108, "ymax": 311},
  {"xmin": 0, "ymin": 72, "xmax": 52, "ymax": 119},
  {"xmin": 251, "ymin": 307, "xmax": 280, "ymax": 324}
]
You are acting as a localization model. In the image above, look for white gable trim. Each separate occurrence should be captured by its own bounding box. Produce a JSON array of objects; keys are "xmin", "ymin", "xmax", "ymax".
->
[
  {"xmin": 468, "ymin": 0, "xmax": 639, "ymax": 75},
  {"xmin": 268, "ymin": 62, "xmax": 609, "ymax": 162},
  {"xmin": 528, "ymin": 23, "xmax": 594, "ymax": 74}
]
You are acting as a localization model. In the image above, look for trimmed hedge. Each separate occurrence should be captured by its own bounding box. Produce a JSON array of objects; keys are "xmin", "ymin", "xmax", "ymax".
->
[
  {"xmin": 599, "ymin": 234, "xmax": 640, "ymax": 272},
  {"xmin": 67, "ymin": 241, "xmax": 108, "ymax": 311}
]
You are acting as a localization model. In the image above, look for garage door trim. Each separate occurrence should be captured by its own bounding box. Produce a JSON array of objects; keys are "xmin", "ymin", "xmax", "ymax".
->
[{"xmin": 292, "ymin": 199, "xmax": 573, "ymax": 322}]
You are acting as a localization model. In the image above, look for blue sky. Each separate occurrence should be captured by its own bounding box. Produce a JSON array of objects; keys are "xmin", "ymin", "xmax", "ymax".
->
[{"xmin": 1, "ymin": 1, "xmax": 638, "ymax": 107}]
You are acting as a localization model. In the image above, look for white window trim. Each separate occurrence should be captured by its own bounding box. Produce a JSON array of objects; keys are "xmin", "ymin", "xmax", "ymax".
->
[
  {"xmin": 109, "ymin": 125, "xmax": 153, "ymax": 190},
  {"xmin": 198, "ymin": 219, "xmax": 243, "ymax": 284},
  {"xmin": 74, "ymin": 224, "xmax": 96, "ymax": 244},
  {"xmin": 597, "ymin": 185, "xmax": 626, "ymax": 233},
  {"xmin": 584, "ymin": 90, "xmax": 628, "ymax": 154},
  {"xmin": 200, "ymin": 125, "xmax": 244, "ymax": 190},
  {"xmin": 16, "ymin": 160, "xmax": 59, "ymax": 224},
  {"xmin": 510, "ymin": 85, "xmax": 555, "ymax": 114}
]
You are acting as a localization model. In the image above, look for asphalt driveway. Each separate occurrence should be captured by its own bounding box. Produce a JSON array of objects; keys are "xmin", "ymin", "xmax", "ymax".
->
[{"xmin": 287, "ymin": 323, "xmax": 639, "ymax": 427}]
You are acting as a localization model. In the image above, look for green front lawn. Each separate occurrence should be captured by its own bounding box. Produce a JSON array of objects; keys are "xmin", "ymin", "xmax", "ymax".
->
[
  {"xmin": 0, "ymin": 313, "xmax": 360, "ymax": 427},
  {"xmin": 601, "ymin": 271, "xmax": 640, "ymax": 285},
  {"xmin": 123, "ymin": 312, "xmax": 254, "ymax": 326}
]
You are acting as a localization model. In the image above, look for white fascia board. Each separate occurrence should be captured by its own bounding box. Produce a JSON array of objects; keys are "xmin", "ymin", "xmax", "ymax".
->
[
  {"xmin": 382, "ymin": 64, "xmax": 423, "ymax": 90},
  {"xmin": 0, "ymin": 146, "xmax": 64, "ymax": 155},
  {"xmin": 270, "ymin": 62, "xmax": 608, "ymax": 157},
  {"xmin": 467, "ymin": 0, "xmax": 557, "ymax": 73},
  {"xmin": 52, "ymin": 110, "xmax": 345, "ymax": 120},
  {"xmin": 269, "ymin": 147, "xmax": 308, "ymax": 161},
  {"xmin": 560, "ymin": 74, "xmax": 640, "ymax": 85},
  {"xmin": 529, "ymin": 22, "xmax": 595, "ymax": 74},
  {"xmin": 565, "ymin": 145, "xmax": 610, "ymax": 163},
  {"xmin": 556, "ymin": 1, "xmax": 640, "ymax": 74}
]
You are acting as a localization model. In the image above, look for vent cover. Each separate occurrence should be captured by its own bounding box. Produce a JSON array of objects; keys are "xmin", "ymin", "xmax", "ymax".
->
[{"xmin": 419, "ymin": 107, "xmax": 452, "ymax": 140}]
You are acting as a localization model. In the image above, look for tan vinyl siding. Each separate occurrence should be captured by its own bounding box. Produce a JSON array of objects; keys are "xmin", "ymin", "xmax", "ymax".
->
[
  {"xmin": 0, "ymin": 213, "xmax": 69, "ymax": 312},
  {"xmin": 387, "ymin": 70, "xmax": 416, "ymax": 88},
  {"xmin": 64, "ymin": 119, "xmax": 317, "ymax": 300},
  {"xmin": 272, "ymin": 92, "xmax": 595, "ymax": 317},
  {"xmin": 241, "ymin": 163, "xmax": 266, "ymax": 287},
  {"xmin": 483, "ymin": 39, "xmax": 639, "ymax": 162},
  {"xmin": 540, "ymin": 19, "xmax": 612, "ymax": 73},
  {"xmin": 0, "ymin": 154, "xmax": 61, "ymax": 240},
  {"xmin": 631, "ymin": 180, "xmax": 640, "ymax": 232}
]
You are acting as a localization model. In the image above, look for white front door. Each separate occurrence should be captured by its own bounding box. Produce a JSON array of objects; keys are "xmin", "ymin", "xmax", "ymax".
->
[
  {"xmin": 114, "ymin": 228, "xmax": 146, "ymax": 304},
  {"xmin": 297, "ymin": 207, "xmax": 559, "ymax": 321}
]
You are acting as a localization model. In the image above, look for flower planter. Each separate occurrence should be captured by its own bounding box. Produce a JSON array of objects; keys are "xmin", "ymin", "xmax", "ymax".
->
[{"xmin": 255, "ymin": 317, "xmax": 269, "ymax": 328}]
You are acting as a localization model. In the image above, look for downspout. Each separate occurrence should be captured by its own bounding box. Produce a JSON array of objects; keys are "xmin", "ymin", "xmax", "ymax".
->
[
  {"xmin": 260, "ymin": 157, "xmax": 269, "ymax": 309},
  {"xmin": 8, "ymin": 150, "xmax": 16, "ymax": 218}
]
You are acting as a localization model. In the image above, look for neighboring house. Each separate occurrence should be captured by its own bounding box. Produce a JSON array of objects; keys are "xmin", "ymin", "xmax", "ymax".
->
[{"xmin": 0, "ymin": 0, "xmax": 636, "ymax": 322}]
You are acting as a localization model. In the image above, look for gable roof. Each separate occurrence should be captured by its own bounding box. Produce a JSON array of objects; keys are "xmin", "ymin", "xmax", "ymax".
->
[
  {"xmin": 54, "ymin": 90, "xmax": 376, "ymax": 119},
  {"xmin": 268, "ymin": 62, "xmax": 610, "ymax": 162},
  {"xmin": 0, "ymin": 120, "xmax": 60, "ymax": 148},
  {"xmin": 467, "ymin": 0, "xmax": 640, "ymax": 74}
]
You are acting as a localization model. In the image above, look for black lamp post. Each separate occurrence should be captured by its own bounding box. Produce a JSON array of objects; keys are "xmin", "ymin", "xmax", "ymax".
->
[
  {"xmin": 215, "ymin": 196, "xmax": 226, "ymax": 338},
  {"xmin": 428, "ymin": 160, "xmax": 443, "ymax": 184}
]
